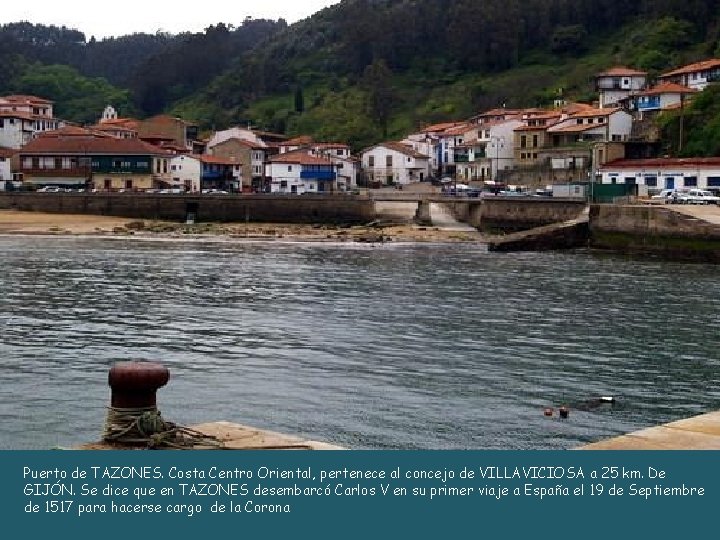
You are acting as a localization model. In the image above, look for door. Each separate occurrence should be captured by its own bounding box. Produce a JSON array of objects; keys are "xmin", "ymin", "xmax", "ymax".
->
[{"xmin": 665, "ymin": 177, "xmax": 675, "ymax": 189}]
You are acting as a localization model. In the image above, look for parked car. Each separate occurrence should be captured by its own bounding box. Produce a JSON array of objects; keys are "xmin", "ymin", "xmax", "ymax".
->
[
  {"xmin": 651, "ymin": 189, "xmax": 676, "ymax": 203},
  {"xmin": 36, "ymin": 186, "xmax": 61, "ymax": 193},
  {"xmin": 685, "ymin": 189, "xmax": 720, "ymax": 205}
]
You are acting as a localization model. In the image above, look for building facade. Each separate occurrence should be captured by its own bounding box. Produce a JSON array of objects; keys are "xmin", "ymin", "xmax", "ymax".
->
[
  {"xmin": 599, "ymin": 158, "xmax": 720, "ymax": 192},
  {"xmin": 361, "ymin": 142, "xmax": 431, "ymax": 186}
]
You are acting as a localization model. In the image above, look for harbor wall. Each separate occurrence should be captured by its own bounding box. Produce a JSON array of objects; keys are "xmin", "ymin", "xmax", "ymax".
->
[
  {"xmin": 590, "ymin": 205, "xmax": 720, "ymax": 262},
  {"xmin": 445, "ymin": 198, "xmax": 587, "ymax": 232},
  {"xmin": 0, "ymin": 193, "xmax": 375, "ymax": 224}
]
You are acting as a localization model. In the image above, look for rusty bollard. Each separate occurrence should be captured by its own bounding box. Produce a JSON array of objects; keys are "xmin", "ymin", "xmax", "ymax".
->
[
  {"xmin": 103, "ymin": 361, "xmax": 170, "ymax": 444},
  {"xmin": 108, "ymin": 361, "xmax": 169, "ymax": 408}
]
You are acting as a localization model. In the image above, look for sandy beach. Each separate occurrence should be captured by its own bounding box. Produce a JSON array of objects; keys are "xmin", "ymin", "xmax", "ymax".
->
[{"xmin": 0, "ymin": 210, "xmax": 485, "ymax": 243}]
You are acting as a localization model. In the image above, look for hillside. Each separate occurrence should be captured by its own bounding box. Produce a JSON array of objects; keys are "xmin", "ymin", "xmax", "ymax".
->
[{"xmin": 1, "ymin": 0, "xmax": 720, "ymax": 150}]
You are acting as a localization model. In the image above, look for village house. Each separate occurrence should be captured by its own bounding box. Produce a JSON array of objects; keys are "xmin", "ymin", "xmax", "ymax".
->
[
  {"xmin": 595, "ymin": 67, "xmax": 648, "ymax": 108},
  {"xmin": 659, "ymin": 59, "xmax": 720, "ymax": 91},
  {"xmin": 18, "ymin": 127, "xmax": 172, "ymax": 191},
  {"xmin": 599, "ymin": 157, "xmax": 720, "ymax": 193},
  {"xmin": 455, "ymin": 117, "xmax": 522, "ymax": 183},
  {"xmin": 266, "ymin": 150, "xmax": 337, "ymax": 194},
  {"xmin": 626, "ymin": 82, "xmax": 698, "ymax": 116},
  {"xmin": 309, "ymin": 143, "xmax": 357, "ymax": 191},
  {"xmin": 208, "ymin": 137, "xmax": 266, "ymax": 192},
  {"xmin": 168, "ymin": 154, "xmax": 240, "ymax": 192},
  {"xmin": 0, "ymin": 95, "xmax": 64, "ymax": 149},
  {"xmin": 0, "ymin": 147, "xmax": 13, "ymax": 189},
  {"xmin": 361, "ymin": 142, "xmax": 431, "ymax": 186},
  {"xmin": 137, "ymin": 114, "xmax": 200, "ymax": 152}
]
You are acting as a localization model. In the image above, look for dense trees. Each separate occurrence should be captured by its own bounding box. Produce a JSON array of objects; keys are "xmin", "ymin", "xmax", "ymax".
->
[{"xmin": 1, "ymin": 0, "xmax": 720, "ymax": 147}]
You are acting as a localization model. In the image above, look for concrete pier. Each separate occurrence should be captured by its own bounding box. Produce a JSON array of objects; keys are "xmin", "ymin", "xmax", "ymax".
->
[
  {"xmin": 78, "ymin": 421, "xmax": 344, "ymax": 450},
  {"xmin": 581, "ymin": 411, "xmax": 720, "ymax": 450}
]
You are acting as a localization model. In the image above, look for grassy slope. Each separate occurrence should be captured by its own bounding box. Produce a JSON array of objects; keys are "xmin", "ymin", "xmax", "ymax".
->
[{"xmin": 174, "ymin": 16, "xmax": 720, "ymax": 151}]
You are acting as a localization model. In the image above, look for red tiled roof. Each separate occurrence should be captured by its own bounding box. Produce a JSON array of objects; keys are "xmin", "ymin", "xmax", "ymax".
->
[
  {"xmin": 570, "ymin": 108, "xmax": 616, "ymax": 118},
  {"xmin": 269, "ymin": 150, "xmax": 333, "ymax": 166},
  {"xmin": 90, "ymin": 124, "xmax": 138, "ymax": 133},
  {"xmin": 196, "ymin": 154, "xmax": 241, "ymax": 165},
  {"xmin": 547, "ymin": 123, "xmax": 602, "ymax": 134},
  {"xmin": 144, "ymin": 114, "xmax": 197, "ymax": 127},
  {"xmin": 215, "ymin": 137, "xmax": 265, "ymax": 150},
  {"xmin": 98, "ymin": 118, "xmax": 140, "ymax": 130},
  {"xmin": 635, "ymin": 82, "xmax": 698, "ymax": 96},
  {"xmin": 369, "ymin": 141, "xmax": 430, "ymax": 159},
  {"xmin": 422, "ymin": 121, "xmax": 464, "ymax": 133},
  {"xmin": 0, "ymin": 111, "xmax": 35, "ymax": 121},
  {"xmin": 596, "ymin": 66, "xmax": 647, "ymax": 77},
  {"xmin": 0, "ymin": 146, "xmax": 15, "ymax": 158},
  {"xmin": 20, "ymin": 133, "xmax": 172, "ymax": 155},
  {"xmin": 0, "ymin": 94, "xmax": 53, "ymax": 105},
  {"xmin": 313, "ymin": 142, "xmax": 349, "ymax": 149},
  {"xmin": 661, "ymin": 59, "xmax": 720, "ymax": 78},
  {"xmin": 601, "ymin": 157, "xmax": 720, "ymax": 169},
  {"xmin": 282, "ymin": 135, "xmax": 314, "ymax": 146},
  {"xmin": 442, "ymin": 123, "xmax": 473, "ymax": 136}
]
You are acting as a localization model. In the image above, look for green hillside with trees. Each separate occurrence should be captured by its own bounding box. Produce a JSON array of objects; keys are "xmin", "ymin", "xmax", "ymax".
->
[{"xmin": 1, "ymin": 0, "xmax": 720, "ymax": 152}]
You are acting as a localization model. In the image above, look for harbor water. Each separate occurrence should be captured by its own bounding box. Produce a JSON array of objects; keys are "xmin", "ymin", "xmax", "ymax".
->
[{"xmin": 1, "ymin": 236, "xmax": 719, "ymax": 449}]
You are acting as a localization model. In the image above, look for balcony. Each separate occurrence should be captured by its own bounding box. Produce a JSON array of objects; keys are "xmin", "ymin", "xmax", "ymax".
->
[
  {"xmin": 20, "ymin": 167, "xmax": 91, "ymax": 178},
  {"xmin": 301, "ymin": 170, "xmax": 336, "ymax": 180},
  {"xmin": 454, "ymin": 154, "xmax": 470, "ymax": 163}
]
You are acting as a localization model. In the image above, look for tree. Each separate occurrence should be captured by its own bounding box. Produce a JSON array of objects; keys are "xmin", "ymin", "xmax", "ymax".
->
[
  {"xmin": 294, "ymin": 86, "xmax": 304, "ymax": 113},
  {"xmin": 362, "ymin": 59, "xmax": 395, "ymax": 138}
]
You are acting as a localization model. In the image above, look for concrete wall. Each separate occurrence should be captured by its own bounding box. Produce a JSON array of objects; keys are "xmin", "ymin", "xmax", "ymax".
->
[
  {"xmin": 449, "ymin": 198, "xmax": 587, "ymax": 232},
  {"xmin": 590, "ymin": 205, "xmax": 720, "ymax": 262},
  {"xmin": 0, "ymin": 193, "xmax": 375, "ymax": 224}
]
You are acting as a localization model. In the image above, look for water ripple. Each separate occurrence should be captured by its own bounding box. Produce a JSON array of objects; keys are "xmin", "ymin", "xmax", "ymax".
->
[{"xmin": 1, "ymin": 237, "xmax": 719, "ymax": 449}]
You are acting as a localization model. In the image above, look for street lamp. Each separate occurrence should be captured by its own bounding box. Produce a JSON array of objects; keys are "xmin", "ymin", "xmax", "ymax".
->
[{"xmin": 490, "ymin": 135, "xmax": 505, "ymax": 189}]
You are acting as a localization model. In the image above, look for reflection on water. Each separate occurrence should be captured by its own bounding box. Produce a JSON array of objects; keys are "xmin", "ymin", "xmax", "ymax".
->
[{"xmin": 1, "ymin": 236, "xmax": 719, "ymax": 449}]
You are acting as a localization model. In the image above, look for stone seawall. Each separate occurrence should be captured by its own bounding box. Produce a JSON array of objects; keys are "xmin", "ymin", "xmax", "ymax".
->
[
  {"xmin": 445, "ymin": 198, "xmax": 587, "ymax": 233},
  {"xmin": 0, "ymin": 193, "xmax": 376, "ymax": 224},
  {"xmin": 590, "ymin": 205, "xmax": 720, "ymax": 262}
]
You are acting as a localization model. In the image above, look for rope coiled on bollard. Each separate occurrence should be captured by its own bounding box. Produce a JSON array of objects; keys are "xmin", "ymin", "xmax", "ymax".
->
[{"xmin": 103, "ymin": 407, "xmax": 225, "ymax": 449}]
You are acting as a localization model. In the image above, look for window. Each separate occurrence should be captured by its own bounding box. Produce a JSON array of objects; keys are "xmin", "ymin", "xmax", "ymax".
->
[
  {"xmin": 520, "ymin": 135, "xmax": 527, "ymax": 149},
  {"xmin": 645, "ymin": 176, "xmax": 657, "ymax": 187},
  {"xmin": 624, "ymin": 177, "xmax": 636, "ymax": 185},
  {"xmin": 577, "ymin": 119, "xmax": 583, "ymax": 125},
  {"xmin": 54, "ymin": 158, "xmax": 62, "ymax": 169},
  {"xmin": 113, "ymin": 160, "xmax": 122, "ymax": 169},
  {"xmin": 125, "ymin": 179, "xmax": 133, "ymax": 189},
  {"xmin": 288, "ymin": 165, "xmax": 293, "ymax": 172},
  {"xmin": 368, "ymin": 156, "xmax": 375, "ymax": 167},
  {"xmin": 532, "ymin": 135, "xmax": 538, "ymax": 147},
  {"xmin": 386, "ymin": 155, "xmax": 393, "ymax": 167},
  {"xmin": 685, "ymin": 176, "xmax": 698, "ymax": 187},
  {"xmin": 708, "ymin": 177, "xmax": 720, "ymax": 187},
  {"xmin": 163, "ymin": 160, "xmax": 168, "ymax": 173}
]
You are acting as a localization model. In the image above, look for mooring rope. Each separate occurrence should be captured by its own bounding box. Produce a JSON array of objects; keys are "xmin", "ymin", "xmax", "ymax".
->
[{"xmin": 103, "ymin": 407, "xmax": 225, "ymax": 449}]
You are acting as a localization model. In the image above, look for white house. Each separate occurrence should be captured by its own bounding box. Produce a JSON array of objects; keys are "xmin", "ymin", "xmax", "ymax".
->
[
  {"xmin": 455, "ymin": 119, "xmax": 522, "ymax": 182},
  {"xmin": 547, "ymin": 108, "xmax": 633, "ymax": 143},
  {"xmin": 310, "ymin": 143, "xmax": 357, "ymax": 191},
  {"xmin": 595, "ymin": 67, "xmax": 647, "ymax": 108},
  {"xmin": 630, "ymin": 82, "xmax": 698, "ymax": 114},
  {"xmin": 169, "ymin": 154, "xmax": 202, "ymax": 192},
  {"xmin": 0, "ymin": 147, "xmax": 13, "ymax": 189},
  {"xmin": 599, "ymin": 157, "xmax": 720, "ymax": 192},
  {"xmin": 267, "ymin": 151, "xmax": 337, "ymax": 194},
  {"xmin": 0, "ymin": 95, "xmax": 62, "ymax": 149},
  {"xmin": 401, "ymin": 133, "xmax": 440, "ymax": 175},
  {"xmin": 660, "ymin": 59, "xmax": 720, "ymax": 91},
  {"xmin": 361, "ymin": 142, "xmax": 431, "ymax": 186}
]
